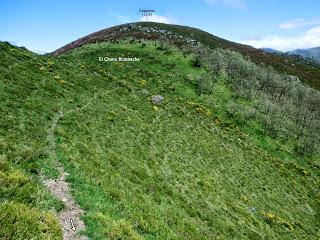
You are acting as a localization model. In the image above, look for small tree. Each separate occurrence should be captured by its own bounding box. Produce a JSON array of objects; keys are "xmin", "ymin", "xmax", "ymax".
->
[
  {"xmin": 156, "ymin": 36, "xmax": 172, "ymax": 53},
  {"xmin": 191, "ymin": 54, "xmax": 202, "ymax": 67},
  {"xmin": 197, "ymin": 73, "xmax": 216, "ymax": 95}
]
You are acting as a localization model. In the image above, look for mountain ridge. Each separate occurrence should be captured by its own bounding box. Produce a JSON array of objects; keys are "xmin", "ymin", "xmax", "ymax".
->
[
  {"xmin": 260, "ymin": 47, "xmax": 320, "ymax": 64},
  {"xmin": 287, "ymin": 47, "xmax": 320, "ymax": 62}
]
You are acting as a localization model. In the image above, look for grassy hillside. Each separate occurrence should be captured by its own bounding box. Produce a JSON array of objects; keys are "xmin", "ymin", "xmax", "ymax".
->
[
  {"xmin": 1, "ymin": 38, "xmax": 319, "ymax": 240},
  {"xmin": 0, "ymin": 42, "xmax": 64, "ymax": 239},
  {"xmin": 51, "ymin": 22, "xmax": 320, "ymax": 91}
]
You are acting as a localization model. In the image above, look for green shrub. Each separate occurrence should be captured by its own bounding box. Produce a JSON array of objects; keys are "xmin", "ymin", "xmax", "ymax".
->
[
  {"xmin": 0, "ymin": 202, "xmax": 62, "ymax": 240},
  {"xmin": 108, "ymin": 219, "xmax": 143, "ymax": 240},
  {"xmin": 156, "ymin": 36, "xmax": 172, "ymax": 53},
  {"xmin": 191, "ymin": 54, "xmax": 202, "ymax": 67},
  {"xmin": 197, "ymin": 73, "xmax": 216, "ymax": 95},
  {"xmin": 0, "ymin": 170, "xmax": 37, "ymax": 204}
]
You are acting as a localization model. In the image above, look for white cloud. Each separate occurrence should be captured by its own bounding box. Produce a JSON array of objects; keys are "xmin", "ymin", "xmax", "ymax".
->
[
  {"xmin": 139, "ymin": 14, "xmax": 176, "ymax": 24},
  {"xmin": 279, "ymin": 17, "xmax": 320, "ymax": 30},
  {"xmin": 205, "ymin": 0, "xmax": 246, "ymax": 9},
  {"xmin": 241, "ymin": 26, "xmax": 320, "ymax": 51}
]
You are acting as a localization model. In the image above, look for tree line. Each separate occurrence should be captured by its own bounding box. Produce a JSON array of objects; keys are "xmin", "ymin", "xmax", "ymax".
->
[{"xmin": 189, "ymin": 46, "xmax": 320, "ymax": 156}]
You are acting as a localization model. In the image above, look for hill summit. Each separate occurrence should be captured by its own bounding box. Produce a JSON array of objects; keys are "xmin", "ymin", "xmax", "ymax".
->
[{"xmin": 52, "ymin": 22, "xmax": 320, "ymax": 90}]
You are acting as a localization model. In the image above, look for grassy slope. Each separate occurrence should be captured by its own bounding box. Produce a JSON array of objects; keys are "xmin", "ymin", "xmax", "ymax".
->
[
  {"xmin": 0, "ymin": 43, "xmax": 64, "ymax": 239},
  {"xmin": 1, "ymin": 41, "xmax": 319, "ymax": 239},
  {"xmin": 51, "ymin": 22, "xmax": 320, "ymax": 91}
]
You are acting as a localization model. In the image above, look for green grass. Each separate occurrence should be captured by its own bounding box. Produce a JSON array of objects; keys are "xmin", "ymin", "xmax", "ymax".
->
[
  {"xmin": 0, "ymin": 40, "xmax": 319, "ymax": 239},
  {"xmin": 0, "ymin": 42, "xmax": 64, "ymax": 239},
  {"xmin": 0, "ymin": 201, "xmax": 62, "ymax": 240}
]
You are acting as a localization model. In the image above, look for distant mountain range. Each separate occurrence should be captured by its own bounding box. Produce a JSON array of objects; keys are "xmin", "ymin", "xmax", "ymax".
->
[
  {"xmin": 261, "ymin": 47, "xmax": 320, "ymax": 63},
  {"xmin": 260, "ymin": 48, "xmax": 283, "ymax": 54}
]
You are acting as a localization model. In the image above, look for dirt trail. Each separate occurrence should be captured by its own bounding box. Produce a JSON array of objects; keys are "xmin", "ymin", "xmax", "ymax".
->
[
  {"xmin": 43, "ymin": 166, "xmax": 87, "ymax": 240},
  {"xmin": 41, "ymin": 109, "xmax": 87, "ymax": 240},
  {"xmin": 41, "ymin": 95, "xmax": 97, "ymax": 239}
]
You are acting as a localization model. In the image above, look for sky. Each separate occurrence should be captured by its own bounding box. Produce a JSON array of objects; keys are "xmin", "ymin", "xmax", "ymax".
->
[{"xmin": 1, "ymin": 0, "xmax": 320, "ymax": 53}]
